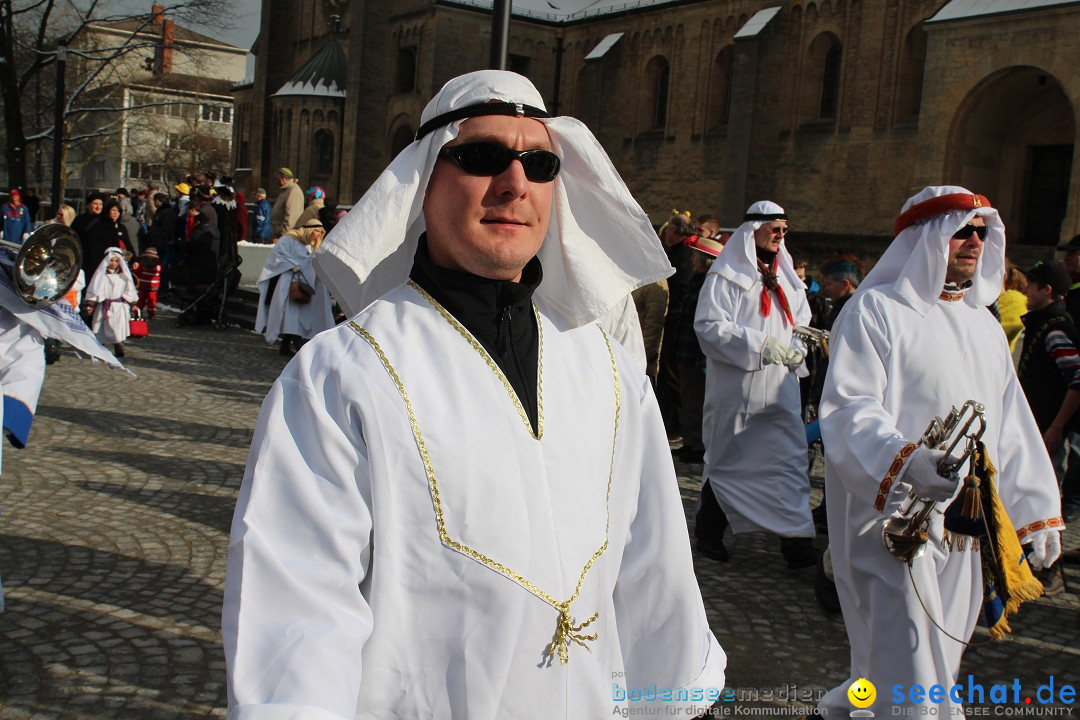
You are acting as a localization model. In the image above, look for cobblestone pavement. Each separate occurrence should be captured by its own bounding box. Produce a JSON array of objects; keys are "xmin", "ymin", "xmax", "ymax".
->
[{"xmin": 0, "ymin": 311, "xmax": 1077, "ymax": 718}]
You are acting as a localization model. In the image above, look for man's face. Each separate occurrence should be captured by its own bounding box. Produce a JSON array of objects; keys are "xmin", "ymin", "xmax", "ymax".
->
[
  {"xmin": 753, "ymin": 221, "xmax": 788, "ymax": 252},
  {"xmin": 822, "ymin": 275, "xmax": 852, "ymax": 302},
  {"xmin": 276, "ymin": 174, "xmax": 290, "ymax": 187},
  {"xmin": 423, "ymin": 114, "xmax": 554, "ymax": 282},
  {"xmin": 255, "ymin": 192, "xmax": 266, "ymax": 202},
  {"xmin": 1024, "ymin": 280, "xmax": 1054, "ymax": 311},
  {"xmin": 1063, "ymin": 249, "xmax": 1080, "ymax": 282},
  {"xmin": 945, "ymin": 216, "xmax": 986, "ymax": 284},
  {"xmin": 88, "ymin": 198, "xmax": 103, "ymax": 215}
]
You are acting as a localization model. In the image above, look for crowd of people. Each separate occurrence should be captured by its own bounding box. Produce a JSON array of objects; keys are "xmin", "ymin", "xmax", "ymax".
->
[{"xmin": 1, "ymin": 69, "xmax": 1076, "ymax": 719}]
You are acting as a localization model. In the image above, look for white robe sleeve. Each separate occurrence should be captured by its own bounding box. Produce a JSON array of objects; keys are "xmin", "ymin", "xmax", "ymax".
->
[
  {"xmin": 613, "ymin": 375, "xmax": 726, "ymax": 713},
  {"xmin": 820, "ymin": 306, "xmax": 916, "ymax": 514},
  {"xmin": 693, "ymin": 272, "xmax": 769, "ymax": 371},
  {"xmin": 223, "ymin": 370, "xmax": 374, "ymax": 720},
  {"xmin": 994, "ymin": 366, "xmax": 1063, "ymax": 538}
]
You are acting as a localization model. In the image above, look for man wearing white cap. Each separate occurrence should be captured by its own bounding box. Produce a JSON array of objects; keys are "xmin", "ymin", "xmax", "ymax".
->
[
  {"xmin": 223, "ymin": 70, "xmax": 725, "ymax": 720},
  {"xmin": 693, "ymin": 201, "xmax": 817, "ymax": 568},
  {"xmin": 817, "ymin": 186, "xmax": 1063, "ymax": 716}
]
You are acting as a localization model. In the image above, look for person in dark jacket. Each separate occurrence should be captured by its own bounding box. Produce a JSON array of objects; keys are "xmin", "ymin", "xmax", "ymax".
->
[
  {"xmin": 172, "ymin": 205, "xmax": 219, "ymax": 288},
  {"xmin": 655, "ymin": 212, "xmax": 697, "ymax": 440},
  {"xmin": 252, "ymin": 188, "xmax": 272, "ymax": 243},
  {"xmin": 72, "ymin": 193, "xmax": 118, "ymax": 278}
]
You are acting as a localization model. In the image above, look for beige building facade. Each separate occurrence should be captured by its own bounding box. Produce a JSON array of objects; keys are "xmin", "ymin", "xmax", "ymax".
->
[{"xmin": 234, "ymin": 0, "xmax": 1079, "ymax": 247}]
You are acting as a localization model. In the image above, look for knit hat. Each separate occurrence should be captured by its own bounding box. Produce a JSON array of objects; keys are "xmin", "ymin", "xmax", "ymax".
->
[{"xmin": 275, "ymin": 167, "xmax": 295, "ymax": 179}]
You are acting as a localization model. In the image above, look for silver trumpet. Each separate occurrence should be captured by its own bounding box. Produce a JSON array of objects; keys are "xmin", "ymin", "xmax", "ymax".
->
[
  {"xmin": 792, "ymin": 325, "xmax": 829, "ymax": 356},
  {"xmin": 881, "ymin": 400, "xmax": 987, "ymax": 564},
  {"xmin": 0, "ymin": 223, "xmax": 83, "ymax": 307}
]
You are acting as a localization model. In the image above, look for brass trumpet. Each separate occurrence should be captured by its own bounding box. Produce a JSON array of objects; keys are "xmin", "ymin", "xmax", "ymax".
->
[
  {"xmin": 881, "ymin": 400, "xmax": 987, "ymax": 564},
  {"xmin": 0, "ymin": 223, "xmax": 83, "ymax": 307},
  {"xmin": 792, "ymin": 325, "xmax": 829, "ymax": 356}
]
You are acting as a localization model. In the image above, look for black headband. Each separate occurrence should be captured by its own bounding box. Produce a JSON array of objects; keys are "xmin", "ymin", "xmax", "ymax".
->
[
  {"xmin": 744, "ymin": 212, "xmax": 788, "ymax": 222},
  {"xmin": 414, "ymin": 101, "xmax": 552, "ymax": 141}
]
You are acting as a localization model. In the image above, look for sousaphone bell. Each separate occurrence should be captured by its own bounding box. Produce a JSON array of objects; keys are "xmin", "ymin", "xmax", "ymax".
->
[{"xmin": 0, "ymin": 223, "xmax": 83, "ymax": 307}]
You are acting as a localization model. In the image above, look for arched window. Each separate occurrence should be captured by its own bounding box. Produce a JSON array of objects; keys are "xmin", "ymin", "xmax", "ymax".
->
[
  {"xmin": 314, "ymin": 129, "xmax": 334, "ymax": 175},
  {"xmin": 641, "ymin": 55, "xmax": 670, "ymax": 132},
  {"xmin": 895, "ymin": 24, "xmax": 927, "ymax": 120},
  {"xmin": 799, "ymin": 33, "xmax": 842, "ymax": 123},
  {"xmin": 390, "ymin": 125, "xmax": 414, "ymax": 158},
  {"xmin": 820, "ymin": 44, "xmax": 842, "ymax": 118},
  {"xmin": 708, "ymin": 46, "xmax": 734, "ymax": 130}
]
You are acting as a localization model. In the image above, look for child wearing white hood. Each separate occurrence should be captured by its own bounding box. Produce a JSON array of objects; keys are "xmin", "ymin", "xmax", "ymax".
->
[{"xmin": 85, "ymin": 247, "xmax": 138, "ymax": 357}]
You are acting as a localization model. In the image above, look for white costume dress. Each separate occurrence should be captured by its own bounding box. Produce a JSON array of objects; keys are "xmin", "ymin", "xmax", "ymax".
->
[
  {"xmin": 226, "ymin": 70, "xmax": 724, "ymax": 720},
  {"xmin": 86, "ymin": 249, "xmax": 138, "ymax": 344},
  {"xmin": 254, "ymin": 235, "xmax": 334, "ymax": 344},
  {"xmin": 225, "ymin": 283, "xmax": 725, "ymax": 719},
  {"xmin": 693, "ymin": 205, "xmax": 813, "ymax": 537},
  {"xmin": 817, "ymin": 187, "xmax": 1063, "ymax": 717}
]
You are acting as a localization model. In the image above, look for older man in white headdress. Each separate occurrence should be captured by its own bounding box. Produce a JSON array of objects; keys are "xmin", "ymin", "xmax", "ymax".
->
[
  {"xmin": 692, "ymin": 201, "xmax": 816, "ymax": 568},
  {"xmin": 222, "ymin": 71, "xmax": 725, "ymax": 720},
  {"xmin": 817, "ymin": 186, "xmax": 1063, "ymax": 717}
]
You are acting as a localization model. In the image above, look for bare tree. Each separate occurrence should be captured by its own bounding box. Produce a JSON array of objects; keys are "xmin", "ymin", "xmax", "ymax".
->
[{"xmin": 0, "ymin": 0, "xmax": 231, "ymax": 194}]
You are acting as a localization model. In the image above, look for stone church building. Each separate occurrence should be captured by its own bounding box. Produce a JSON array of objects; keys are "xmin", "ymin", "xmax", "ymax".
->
[{"xmin": 232, "ymin": 0, "xmax": 1079, "ymax": 247}]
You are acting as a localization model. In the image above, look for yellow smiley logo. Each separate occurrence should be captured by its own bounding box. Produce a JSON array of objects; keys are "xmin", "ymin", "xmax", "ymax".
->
[{"xmin": 848, "ymin": 678, "xmax": 876, "ymax": 709}]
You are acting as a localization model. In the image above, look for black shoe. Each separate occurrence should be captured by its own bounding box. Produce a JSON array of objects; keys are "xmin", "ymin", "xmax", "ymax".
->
[
  {"xmin": 676, "ymin": 446, "xmax": 706, "ymax": 464},
  {"xmin": 780, "ymin": 537, "xmax": 817, "ymax": 569},
  {"xmin": 279, "ymin": 338, "xmax": 293, "ymax": 356},
  {"xmin": 696, "ymin": 536, "xmax": 729, "ymax": 562},
  {"xmin": 815, "ymin": 551, "xmax": 842, "ymax": 614},
  {"xmin": 1036, "ymin": 563, "xmax": 1066, "ymax": 597},
  {"xmin": 114, "ymin": 343, "xmax": 125, "ymax": 358}
]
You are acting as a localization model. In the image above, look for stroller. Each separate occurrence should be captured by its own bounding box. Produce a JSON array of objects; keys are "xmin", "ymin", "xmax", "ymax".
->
[{"xmin": 173, "ymin": 254, "xmax": 242, "ymax": 330}]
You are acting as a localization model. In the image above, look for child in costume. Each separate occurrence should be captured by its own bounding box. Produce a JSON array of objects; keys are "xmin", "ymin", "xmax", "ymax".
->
[{"xmin": 85, "ymin": 247, "xmax": 138, "ymax": 357}]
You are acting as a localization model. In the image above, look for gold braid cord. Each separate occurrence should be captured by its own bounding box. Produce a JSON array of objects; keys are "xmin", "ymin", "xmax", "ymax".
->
[{"xmin": 348, "ymin": 293, "xmax": 621, "ymax": 665}]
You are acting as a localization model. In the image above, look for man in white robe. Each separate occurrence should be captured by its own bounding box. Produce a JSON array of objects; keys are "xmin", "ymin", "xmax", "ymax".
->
[
  {"xmin": 817, "ymin": 186, "xmax": 1064, "ymax": 717},
  {"xmin": 693, "ymin": 201, "xmax": 816, "ymax": 568},
  {"xmin": 223, "ymin": 70, "xmax": 725, "ymax": 720}
]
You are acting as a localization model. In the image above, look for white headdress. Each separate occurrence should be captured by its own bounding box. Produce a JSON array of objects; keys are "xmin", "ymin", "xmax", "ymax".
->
[
  {"xmin": 857, "ymin": 185, "xmax": 1005, "ymax": 316},
  {"xmin": 86, "ymin": 246, "xmax": 135, "ymax": 299},
  {"xmin": 707, "ymin": 200, "xmax": 801, "ymax": 291},
  {"xmin": 314, "ymin": 70, "xmax": 672, "ymax": 329}
]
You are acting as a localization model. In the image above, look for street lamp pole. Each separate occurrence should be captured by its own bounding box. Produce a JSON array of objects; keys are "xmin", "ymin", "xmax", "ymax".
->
[
  {"xmin": 489, "ymin": 0, "xmax": 510, "ymax": 70},
  {"xmin": 50, "ymin": 37, "xmax": 67, "ymax": 212}
]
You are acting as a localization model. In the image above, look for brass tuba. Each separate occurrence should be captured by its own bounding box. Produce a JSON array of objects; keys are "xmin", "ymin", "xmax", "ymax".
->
[
  {"xmin": 881, "ymin": 400, "xmax": 987, "ymax": 564},
  {"xmin": 0, "ymin": 223, "xmax": 83, "ymax": 307}
]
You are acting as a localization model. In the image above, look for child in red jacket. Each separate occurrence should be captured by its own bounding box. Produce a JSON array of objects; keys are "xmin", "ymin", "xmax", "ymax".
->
[{"xmin": 131, "ymin": 247, "xmax": 162, "ymax": 319}]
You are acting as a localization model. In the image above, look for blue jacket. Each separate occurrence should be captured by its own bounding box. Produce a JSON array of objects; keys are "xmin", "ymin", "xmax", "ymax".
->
[
  {"xmin": 253, "ymin": 199, "xmax": 272, "ymax": 240},
  {"xmin": 2, "ymin": 203, "xmax": 33, "ymax": 243}
]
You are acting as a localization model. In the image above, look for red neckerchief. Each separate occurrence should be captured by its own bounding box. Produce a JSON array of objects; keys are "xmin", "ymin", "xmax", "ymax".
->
[{"xmin": 757, "ymin": 258, "xmax": 794, "ymax": 326}]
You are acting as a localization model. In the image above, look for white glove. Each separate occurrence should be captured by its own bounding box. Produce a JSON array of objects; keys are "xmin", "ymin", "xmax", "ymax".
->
[
  {"xmin": 783, "ymin": 348, "xmax": 805, "ymax": 369},
  {"xmin": 1025, "ymin": 529, "xmax": 1063, "ymax": 570},
  {"xmin": 903, "ymin": 446, "xmax": 961, "ymax": 502},
  {"xmin": 762, "ymin": 335, "xmax": 788, "ymax": 365}
]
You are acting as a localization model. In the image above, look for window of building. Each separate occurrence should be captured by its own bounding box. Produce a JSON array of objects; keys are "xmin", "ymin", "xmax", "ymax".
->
[
  {"xmin": 895, "ymin": 24, "xmax": 927, "ymax": 121},
  {"xmin": 641, "ymin": 55, "xmax": 670, "ymax": 132},
  {"xmin": 396, "ymin": 46, "xmax": 417, "ymax": 94},
  {"xmin": 314, "ymin": 129, "xmax": 334, "ymax": 175},
  {"xmin": 708, "ymin": 46, "xmax": 734, "ymax": 130},
  {"xmin": 820, "ymin": 44, "xmax": 842, "ymax": 119}
]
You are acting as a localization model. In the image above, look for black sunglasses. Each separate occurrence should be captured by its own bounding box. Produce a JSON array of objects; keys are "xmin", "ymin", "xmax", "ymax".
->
[
  {"xmin": 438, "ymin": 141, "xmax": 561, "ymax": 183},
  {"xmin": 953, "ymin": 224, "xmax": 988, "ymax": 241}
]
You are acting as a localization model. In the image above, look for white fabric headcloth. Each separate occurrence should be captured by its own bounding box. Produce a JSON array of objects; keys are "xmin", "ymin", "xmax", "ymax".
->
[
  {"xmin": 314, "ymin": 70, "xmax": 672, "ymax": 329},
  {"xmin": 86, "ymin": 246, "xmax": 135, "ymax": 300},
  {"xmin": 857, "ymin": 185, "xmax": 1005, "ymax": 316},
  {"xmin": 708, "ymin": 200, "xmax": 800, "ymax": 291}
]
